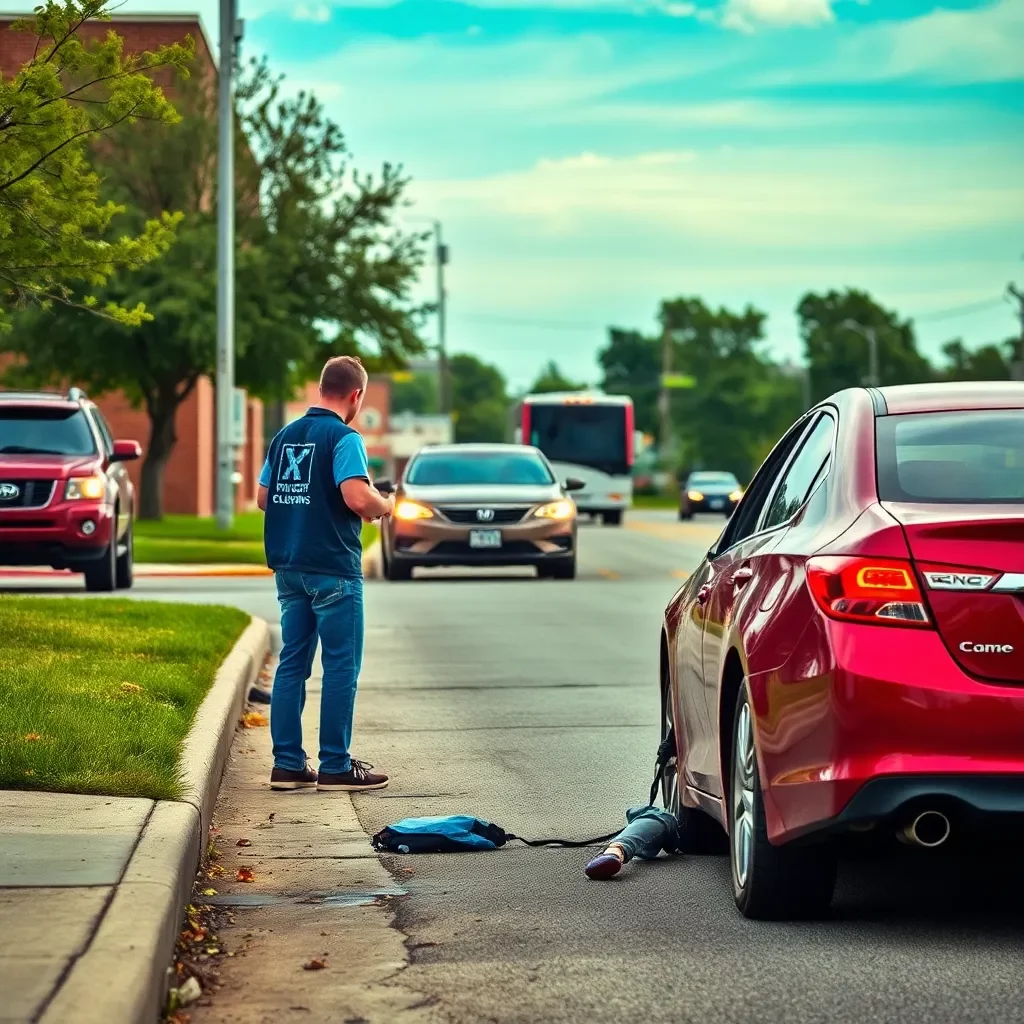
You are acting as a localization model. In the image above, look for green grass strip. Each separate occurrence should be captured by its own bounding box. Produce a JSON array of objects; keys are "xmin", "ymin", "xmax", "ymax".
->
[{"xmin": 0, "ymin": 598, "xmax": 250, "ymax": 800}]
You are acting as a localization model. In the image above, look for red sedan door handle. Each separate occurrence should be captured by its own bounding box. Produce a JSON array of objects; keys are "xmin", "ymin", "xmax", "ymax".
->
[{"xmin": 731, "ymin": 565, "xmax": 754, "ymax": 587}]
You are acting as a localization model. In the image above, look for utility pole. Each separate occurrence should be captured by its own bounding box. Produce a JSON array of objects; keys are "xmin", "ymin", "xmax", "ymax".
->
[
  {"xmin": 215, "ymin": 0, "xmax": 242, "ymax": 529},
  {"xmin": 435, "ymin": 222, "xmax": 450, "ymax": 413},
  {"xmin": 658, "ymin": 320, "xmax": 672, "ymax": 465},
  {"xmin": 1008, "ymin": 283, "xmax": 1024, "ymax": 381}
]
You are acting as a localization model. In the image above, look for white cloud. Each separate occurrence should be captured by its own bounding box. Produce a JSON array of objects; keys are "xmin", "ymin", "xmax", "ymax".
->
[
  {"xmin": 721, "ymin": 0, "xmax": 835, "ymax": 31},
  {"xmin": 764, "ymin": 0, "xmax": 1024, "ymax": 83},
  {"xmin": 293, "ymin": 3, "xmax": 332, "ymax": 22},
  {"xmin": 411, "ymin": 142, "xmax": 1024, "ymax": 248}
]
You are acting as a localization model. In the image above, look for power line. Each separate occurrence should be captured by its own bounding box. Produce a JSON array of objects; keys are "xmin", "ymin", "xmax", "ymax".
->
[{"xmin": 913, "ymin": 297, "xmax": 1006, "ymax": 324}]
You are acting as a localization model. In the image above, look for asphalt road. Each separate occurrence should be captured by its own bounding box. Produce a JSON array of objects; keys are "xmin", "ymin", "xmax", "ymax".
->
[{"xmin": 6, "ymin": 510, "xmax": 1023, "ymax": 1024}]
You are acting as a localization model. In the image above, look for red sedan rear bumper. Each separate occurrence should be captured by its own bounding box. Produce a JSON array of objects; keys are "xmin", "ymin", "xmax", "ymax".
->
[{"xmin": 751, "ymin": 619, "xmax": 1024, "ymax": 844}]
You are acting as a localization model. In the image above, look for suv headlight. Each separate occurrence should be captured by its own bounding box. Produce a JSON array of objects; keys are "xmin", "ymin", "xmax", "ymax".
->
[
  {"xmin": 534, "ymin": 500, "xmax": 575, "ymax": 521},
  {"xmin": 65, "ymin": 475, "xmax": 106, "ymax": 501}
]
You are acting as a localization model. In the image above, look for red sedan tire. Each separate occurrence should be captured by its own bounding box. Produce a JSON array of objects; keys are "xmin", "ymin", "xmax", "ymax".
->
[{"xmin": 730, "ymin": 686, "xmax": 837, "ymax": 920}]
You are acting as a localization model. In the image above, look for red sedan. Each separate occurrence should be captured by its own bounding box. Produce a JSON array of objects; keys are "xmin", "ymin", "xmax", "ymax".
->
[{"xmin": 660, "ymin": 381, "xmax": 1024, "ymax": 919}]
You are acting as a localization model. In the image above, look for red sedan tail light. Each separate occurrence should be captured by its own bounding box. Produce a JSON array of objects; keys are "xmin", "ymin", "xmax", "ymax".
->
[{"xmin": 806, "ymin": 556, "xmax": 931, "ymax": 628}]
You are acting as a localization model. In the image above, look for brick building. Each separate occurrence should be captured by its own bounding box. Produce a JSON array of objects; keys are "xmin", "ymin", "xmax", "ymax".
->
[{"xmin": 0, "ymin": 13, "xmax": 263, "ymax": 515}]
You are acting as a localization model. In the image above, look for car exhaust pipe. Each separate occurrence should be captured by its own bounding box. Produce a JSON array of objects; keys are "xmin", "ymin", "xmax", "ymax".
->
[{"xmin": 899, "ymin": 810, "xmax": 951, "ymax": 848}]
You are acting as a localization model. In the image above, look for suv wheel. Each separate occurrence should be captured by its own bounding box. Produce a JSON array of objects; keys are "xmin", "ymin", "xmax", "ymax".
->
[
  {"xmin": 730, "ymin": 686, "xmax": 836, "ymax": 919},
  {"xmin": 115, "ymin": 516, "xmax": 134, "ymax": 589},
  {"xmin": 84, "ymin": 535, "xmax": 117, "ymax": 593}
]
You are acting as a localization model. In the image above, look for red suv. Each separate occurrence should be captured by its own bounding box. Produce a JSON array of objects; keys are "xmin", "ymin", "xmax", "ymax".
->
[{"xmin": 0, "ymin": 389, "xmax": 141, "ymax": 590}]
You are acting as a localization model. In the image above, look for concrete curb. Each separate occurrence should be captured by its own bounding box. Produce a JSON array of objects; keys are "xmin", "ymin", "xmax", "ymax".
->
[
  {"xmin": 362, "ymin": 538, "xmax": 382, "ymax": 580},
  {"xmin": 40, "ymin": 617, "xmax": 272, "ymax": 1024},
  {"xmin": 0, "ymin": 563, "xmax": 273, "ymax": 579}
]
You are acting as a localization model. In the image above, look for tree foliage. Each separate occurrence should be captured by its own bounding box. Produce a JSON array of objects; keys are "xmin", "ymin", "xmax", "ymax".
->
[
  {"xmin": 449, "ymin": 353, "xmax": 508, "ymax": 443},
  {"xmin": 598, "ymin": 299, "xmax": 802, "ymax": 481},
  {"xmin": 391, "ymin": 370, "xmax": 440, "ymax": 416},
  {"xmin": 0, "ymin": 0, "xmax": 190, "ymax": 326},
  {"xmin": 2, "ymin": 54, "xmax": 427, "ymax": 518},
  {"xmin": 797, "ymin": 288, "xmax": 933, "ymax": 401},
  {"xmin": 529, "ymin": 360, "xmax": 586, "ymax": 395}
]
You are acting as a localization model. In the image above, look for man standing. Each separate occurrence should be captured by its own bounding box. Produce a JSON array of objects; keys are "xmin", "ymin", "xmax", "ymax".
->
[{"xmin": 257, "ymin": 356, "xmax": 394, "ymax": 793}]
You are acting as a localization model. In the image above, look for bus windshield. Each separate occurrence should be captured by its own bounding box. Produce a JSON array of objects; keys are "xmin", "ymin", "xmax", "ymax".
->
[{"xmin": 527, "ymin": 403, "xmax": 628, "ymax": 476}]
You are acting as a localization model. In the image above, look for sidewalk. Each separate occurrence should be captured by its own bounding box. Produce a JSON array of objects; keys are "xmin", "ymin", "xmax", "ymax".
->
[
  {"xmin": 184, "ymin": 647, "xmax": 440, "ymax": 1024},
  {"xmin": 0, "ymin": 620, "xmax": 270, "ymax": 1023}
]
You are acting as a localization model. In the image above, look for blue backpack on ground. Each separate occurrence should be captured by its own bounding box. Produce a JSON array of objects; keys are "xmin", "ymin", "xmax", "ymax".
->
[{"xmin": 371, "ymin": 815, "xmax": 512, "ymax": 853}]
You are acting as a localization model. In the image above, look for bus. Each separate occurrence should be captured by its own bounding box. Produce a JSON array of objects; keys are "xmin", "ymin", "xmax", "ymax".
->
[{"xmin": 514, "ymin": 392, "xmax": 634, "ymax": 525}]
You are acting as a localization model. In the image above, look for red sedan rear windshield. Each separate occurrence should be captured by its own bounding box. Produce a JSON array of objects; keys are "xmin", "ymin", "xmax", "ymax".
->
[{"xmin": 876, "ymin": 410, "xmax": 1024, "ymax": 503}]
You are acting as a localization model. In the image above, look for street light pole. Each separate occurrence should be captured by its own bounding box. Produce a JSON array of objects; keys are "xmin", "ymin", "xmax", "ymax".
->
[
  {"xmin": 435, "ymin": 221, "xmax": 450, "ymax": 413},
  {"xmin": 215, "ymin": 0, "xmax": 239, "ymax": 529},
  {"xmin": 842, "ymin": 319, "xmax": 879, "ymax": 388}
]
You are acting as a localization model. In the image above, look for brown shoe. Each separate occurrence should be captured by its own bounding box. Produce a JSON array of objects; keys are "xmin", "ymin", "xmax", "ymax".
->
[
  {"xmin": 317, "ymin": 759, "xmax": 389, "ymax": 792},
  {"xmin": 270, "ymin": 762, "xmax": 318, "ymax": 790}
]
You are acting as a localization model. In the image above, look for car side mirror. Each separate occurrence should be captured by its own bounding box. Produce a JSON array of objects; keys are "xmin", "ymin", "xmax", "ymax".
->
[
  {"xmin": 111, "ymin": 440, "xmax": 141, "ymax": 462},
  {"xmin": 375, "ymin": 478, "xmax": 394, "ymax": 494},
  {"xmin": 564, "ymin": 477, "xmax": 586, "ymax": 492}
]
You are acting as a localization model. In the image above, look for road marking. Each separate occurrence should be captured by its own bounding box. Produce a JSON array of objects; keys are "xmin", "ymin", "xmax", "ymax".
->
[
  {"xmin": 624, "ymin": 519, "xmax": 722, "ymax": 543},
  {"xmin": 672, "ymin": 570, "xmax": 691, "ymax": 580},
  {"xmin": 598, "ymin": 568, "xmax": 622, "ymax": 580}
]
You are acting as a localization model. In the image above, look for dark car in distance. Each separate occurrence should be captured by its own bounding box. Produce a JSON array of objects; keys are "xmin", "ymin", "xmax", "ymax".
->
[
  {"xmin": 0, "ymin": 389, "xmax": 141, "ymax": 590},
  {"xmin": 679, "ymin": 471, "xmax": 744, "ymax": 519},
  {"xmin": 377, "ymin": 443, "xmax": 583, "ymax": 581}
]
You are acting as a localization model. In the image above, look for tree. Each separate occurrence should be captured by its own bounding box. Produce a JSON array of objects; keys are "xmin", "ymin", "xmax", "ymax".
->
[
  {"xmin": 598, "ymin": 300, "xmax": 801, "ymax": 482},
  {"xmin": 449, "ymin": 353, "xmax": 508, "ymax": 443},
  {"xmin": 0, "ymin": 0, "xmax": 190, "ymax": 327},
  {"xmin": 938, "ymin": 339, "xmax": 1014, "ymax": 381},
  {"xmin": 797, "ymin": 289, "xmax": 932, "ymax": 401},
  {"xmin": 598, "ymin": 328, "xmax": 660, "ymax": 436},
  {"xmin": 529, "ymin": 360, "xmax": 586, "ymax": 394},
  {"xmin": 659, "ymin": 297, "xmax": 801, "ymax": 481},
  {"xmin": 391, "ymin": 370, "xmax": 439, "ymax": 415},
  {"xmin": 2, "ymin": 57, "xmax": 427, "ymax": 518}
]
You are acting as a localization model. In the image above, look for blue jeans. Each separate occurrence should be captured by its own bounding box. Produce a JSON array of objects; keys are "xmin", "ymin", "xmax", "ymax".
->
[{"xmin": 271, "ymin": 571, "xmax": 364, "ymax": 775}]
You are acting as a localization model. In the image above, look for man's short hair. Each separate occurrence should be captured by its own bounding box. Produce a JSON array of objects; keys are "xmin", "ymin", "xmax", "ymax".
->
[{"xmin": 320, "ymin": 356, "xmax": 367, "ymax": 399}]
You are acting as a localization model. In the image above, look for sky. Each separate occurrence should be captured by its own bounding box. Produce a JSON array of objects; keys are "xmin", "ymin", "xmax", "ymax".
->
[{"xmin": 16, "ymin": 0, "xmax": 1024, "ymax": 386}]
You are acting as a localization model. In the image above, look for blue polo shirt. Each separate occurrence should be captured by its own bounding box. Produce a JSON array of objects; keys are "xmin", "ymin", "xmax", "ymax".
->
[{"xmin": 260, "ymin": 408, "xmax": 369, "ymax": 578}]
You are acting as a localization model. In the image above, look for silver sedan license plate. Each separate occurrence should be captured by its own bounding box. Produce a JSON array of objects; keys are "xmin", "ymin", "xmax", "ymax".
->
[
  {"xmin": 469, "ymin": 529, "xmax": 502, "ymax": 549},
  {"xmin": 710, "ymin": 499, "xmax": 724, "ymax": 510}
]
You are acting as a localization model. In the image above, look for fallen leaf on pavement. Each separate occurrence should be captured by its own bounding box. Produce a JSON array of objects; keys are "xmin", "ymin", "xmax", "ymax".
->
[
  {"xmin": 236, "ymin": 867, "xmax": 255, "ymax": 883},
  {"xmin": 202, "ymin": 888, "xmax": 217, "ymax": 896},
  {"xmin": 303, "ymin": 958, "xmax": 327, "ymax": 971},
  {"xmin": 236, "ymin": 838, "xmax": 252, "ymax": 847},
  {"xmin": 241, "ymin": 711, "xmax": 269, "ymax": 728}
]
